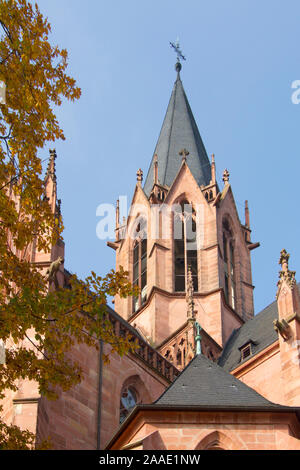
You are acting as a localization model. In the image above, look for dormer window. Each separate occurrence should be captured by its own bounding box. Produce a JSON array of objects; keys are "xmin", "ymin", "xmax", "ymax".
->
[
  {"xmin": 241, "ymin": 344, "xmax": 251, "ymax": 361},
  {"xmin": 239, "ymin": 340, "xmax": 256, "ymax": 362}
]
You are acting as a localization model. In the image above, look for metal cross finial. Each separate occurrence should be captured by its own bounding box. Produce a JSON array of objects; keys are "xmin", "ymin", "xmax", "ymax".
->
[
  {"xmin": 179, "ymin": 148, "xmax": 189, "ymax": 162},
  {"xmin": 170, "ymin": 39, "xmax": 186, "ymax": 63}
]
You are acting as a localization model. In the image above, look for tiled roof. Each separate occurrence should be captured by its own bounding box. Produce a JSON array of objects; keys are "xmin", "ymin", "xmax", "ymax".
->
[
  {"xmin": 218, "ymin": 284, "xmax": 300, "ymax": 372},
  {"xmin": 155, "ymin": 353, "xmax": 285, "ymax": 409}
]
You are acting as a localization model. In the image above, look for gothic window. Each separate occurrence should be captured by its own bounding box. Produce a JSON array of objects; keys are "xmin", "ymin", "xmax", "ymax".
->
[
  {"xmin": 222, "ymin": 219, "xmax": 236, "ymax": 309},
  {"xmin": 174, "ymin": 200, "xmax": 198, "ymax": 292},
  {"xmin": 132, "ymin": 219, "xmax": 147, "ymax": 313},
  {"xmin": 176, "ymin": 349, "xmax": 182, "ymax": 366},
  {"xmin": 119, "ymin": 386, "xmax": 139, "ymax": 424}
]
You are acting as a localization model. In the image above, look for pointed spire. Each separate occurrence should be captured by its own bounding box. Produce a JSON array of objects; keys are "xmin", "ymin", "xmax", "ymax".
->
[
  {"xmin": 277, "ymin": 249, "xmax": 297, "ymax": 296},
  {"xmin": 136, "ymin": 168, "xmax": 143, "ymax": 186},
  {"xmin": 153, "ymin": 154, "xmax": 158, "ymax": 185},
  {"xmin": 194, "ymin": 321, "xmax": 202, "ymax": 355},
  {"xmin": 222, "ymin": 168, "xmax": 230, "ymax": 185},
  {"xmin": 44, "ymin": 149, "xmax": 57, "ymax": 214},
  {"xmin": 116, "ymin": 199, "xmax": 120, "ymax": 241},
  {"xmin": 186, "ymin": 265, "xmax": 195, "ymax": 320},
  {"xmin": 45, "ymin": 149, "xmax": 57, "ymax": 182},
  {"xmin": 143, "ymin": 68, "xmax": 211, "ymax": 196},
  {"xmin": 245, "ymin": 200, "xmax": 250, "ymax": 228},
  {"xmin": 211, "ymin": 154, "xmax": 216, "ymax": 184}
]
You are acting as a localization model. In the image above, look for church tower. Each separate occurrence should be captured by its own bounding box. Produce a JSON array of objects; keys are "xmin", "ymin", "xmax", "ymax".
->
[{"xmin": 109, "ymin": 61, "xmax": 258, "ymax": 369}]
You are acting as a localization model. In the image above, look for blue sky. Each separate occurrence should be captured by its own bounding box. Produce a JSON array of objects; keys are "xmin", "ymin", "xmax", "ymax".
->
[{"xmin": 36, "ymin": 0, "xmax": 300, "ymax": 314}]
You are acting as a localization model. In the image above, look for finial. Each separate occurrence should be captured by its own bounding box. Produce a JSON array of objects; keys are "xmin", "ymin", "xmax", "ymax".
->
[
  {"xmin": 222, "ymin": 169, "xmax": 230, "ymax": 185},
  {"xmin": 55, "ymin": 198, "xmax": 61, "ymax": 216},
  {"xmin": 116, "ymin": 199, "xmax": 120, "ymax": 240},
  {"xmin": 170, "ymin": 39, "xmax": 186, "ymax": 76},
  {"xmin": 277, "ymin": 249, "xmax": 297, "ymax": 297},
  {"xmin": 245, "ymin": 200, "xmax": 250, "ymax": 228},
  {"xmin": 279, "ymin": 249, "xmax": 290, "ymax": 273},
  {"xmin": 186, "ymin": 265, "xmax": 195, "ymax": 320},
  {"xmin": 175, "ymin": 62, "xmax": 182, "ymax": 73},
  {"xmin": 153, "ymin": 154, "xmax": 158, "ymax": 185},
  {"xmin": 136, "ymin": 168, "xmax": 143, "ymax": 185},
  {"xmin": 211, "ymin": 154, "xmax": 216, "ymax": 184},
  {"xmin": 45, "ymin": 149, "xmax": 57, "ymax": 181},
  {"xmin": 179, "ymin": 148, "xmax": 189, "ymax": 162},
  {"xmin": 194, "ymin": 321, "xmax": 202, "ymax": 355}
]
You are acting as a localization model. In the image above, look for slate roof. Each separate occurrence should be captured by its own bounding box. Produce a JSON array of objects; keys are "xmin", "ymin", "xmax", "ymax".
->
[
  {"xmin": 143, "ymin": 69, "xmax": 211, "ymax": 196},
  {"xmin": 218, "ymin": 284, "xmax": 300, "ymax": 372},
  {"xmin": 155, "ymin": 353, "xmax": 285, "ymax": 410}
]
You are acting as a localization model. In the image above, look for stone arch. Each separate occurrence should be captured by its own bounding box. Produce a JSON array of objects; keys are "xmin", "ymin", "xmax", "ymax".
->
[
  {"xmin": 119, "ymin": 374, "xmax": 152, "ymax": 424},
  {"xmin": 120, "ymin": 374, "xmax": 152, "ymax": 403},
  {"xmin": 195, "ymin": 430, "xmax": 241, "ymax": 450}
]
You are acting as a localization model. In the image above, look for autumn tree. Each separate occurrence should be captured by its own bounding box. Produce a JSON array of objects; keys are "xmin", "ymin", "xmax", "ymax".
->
[{"xmin": 0, "ymin": 0, "xmax": 137, "ymax": 449}]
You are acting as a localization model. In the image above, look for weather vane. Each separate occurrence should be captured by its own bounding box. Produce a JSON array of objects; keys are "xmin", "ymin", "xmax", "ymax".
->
[{"xmin": 170, "ymin": 39, "xmax": 186, "ymax": 63}]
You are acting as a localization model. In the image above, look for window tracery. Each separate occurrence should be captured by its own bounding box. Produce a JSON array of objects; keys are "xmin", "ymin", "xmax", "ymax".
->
[{"xmin": 174, "ymin": 200, "xmax": 198, "ymax": 292}]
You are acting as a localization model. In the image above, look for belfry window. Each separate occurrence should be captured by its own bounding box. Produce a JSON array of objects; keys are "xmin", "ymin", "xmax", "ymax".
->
[
  {"xmin": 132, "ymin": 219, "xmax": 147, "ymax": 313},
  {"xmin": 174, "ymin": 201, "xmax": 198, "ymax": 292},
  {"xmin": 222, "ymin": 219, "xmax": 236, "ymax": 309}
]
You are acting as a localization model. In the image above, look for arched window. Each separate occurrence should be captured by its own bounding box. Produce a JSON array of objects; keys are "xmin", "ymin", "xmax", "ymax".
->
[
  {"xmin": 174, "ymin": 200, "xmax": 198, "ymax": 292},
  {"xmin": 119, "ymin": 386, "xmax": 138, "ymax": 424},
  {"xmin": 222, "ymin": 219, "xmax": 236, "ymax": 309},
  {"xmin": 176, "ymin": 349, "xmax": 182, "ymax": 366},
  {"xmin": 132, "ymin": 218, "xmax": 147, "ymax": 313}
]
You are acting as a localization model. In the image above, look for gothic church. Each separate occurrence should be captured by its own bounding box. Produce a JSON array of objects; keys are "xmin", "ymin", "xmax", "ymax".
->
[{"xmin": 4, "ymin": 61, "xmax": 300, "ymax": 450}]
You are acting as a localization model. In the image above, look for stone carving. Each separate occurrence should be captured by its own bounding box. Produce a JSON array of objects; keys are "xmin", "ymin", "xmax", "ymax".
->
[
  {"xmin": 222, "ymin": 169, "xmax": 230, "ymax": 185},
  {"xmin": 136, "ymin": 168, "xmax": 143, "ymax": 184},
  {"xmin": 273, "ymin": 318, "xmax": 291, "ymax": 341},
  {"xmin": 46, "ymin": 256, "xmax": 64, "ymax": 289},
  {"xmin": 179, "ymin": 148, "xmax": 189, "ymax": 162},
  {"xmin": 277, "ymin": 249, "xmax": 296, "ymax": 297}
]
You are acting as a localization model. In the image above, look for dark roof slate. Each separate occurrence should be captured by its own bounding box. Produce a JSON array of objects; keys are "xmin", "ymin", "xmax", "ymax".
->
[
  {"xmin": 218, "ymin": 284, "xmax": 300, "ymax": 372},
  {"xmin": 155, "ymin": 353, "xmax": 283, "ymax": 410},
  {"xmin": 143, "ymin": 72, "xmax": 211, "ymax": 196}
]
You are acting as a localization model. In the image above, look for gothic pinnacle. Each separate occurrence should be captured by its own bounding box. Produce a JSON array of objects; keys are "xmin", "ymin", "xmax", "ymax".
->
[
  {"xmin": 222, "ymin": 169, "xmax": 230, "ymax": 185},
  {"xmin": 136, "ymin": 168, "xmax": 143, "ymax": 185}
]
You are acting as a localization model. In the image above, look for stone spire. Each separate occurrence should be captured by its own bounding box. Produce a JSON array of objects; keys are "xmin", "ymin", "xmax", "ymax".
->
[
  {"xmin": 45, "ymin": 149, "xmax": 57, "ymax": 183},
  {"xmin": 245, "ymin": 200, "xmax": 250, "ymax": 228},
  {"xmin": 136, "ymin": 168, "xmax": 143, "ymax": 186},
  {"xmin": 222, "ymin": 168, "xmax": 230, "ymax": 185},
  {"xmin": 186, "ymin": 265, "xmax": 195, "ymax": 320},
  {"xmin": 211, "ymin": 154, "xmax": 216, "ymax": 184},
  {"xmin": 143, "ymin": 66, "xmax": 211, "ymax": 196},
  {"xmin": 277, "ymin": 249, "xmax": 296, "ymax": 294},
  {"xmin": 44, "ymin": 149, "xmax": 57, "ymax": 214},
  {"xmin": 194, "ymin": 321, "xmax": 202, "ymax": 355}
]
